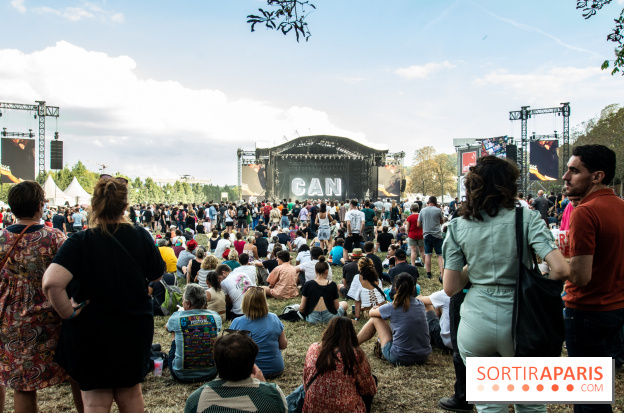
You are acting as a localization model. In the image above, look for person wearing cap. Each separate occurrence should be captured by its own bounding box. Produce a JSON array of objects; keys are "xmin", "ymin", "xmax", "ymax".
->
[{"xmin": 176, "ymin": 239, "xmax": 197, "ymax": 282}]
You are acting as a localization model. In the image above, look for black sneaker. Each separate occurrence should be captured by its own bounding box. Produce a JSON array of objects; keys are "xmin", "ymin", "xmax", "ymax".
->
[
  {"xmin": 438, "ymin": 396, "xmax": 474, "ymax": 412},
  {"xmin": 427, "ymin": 272, "xmax": 432, "ymax": 279}
]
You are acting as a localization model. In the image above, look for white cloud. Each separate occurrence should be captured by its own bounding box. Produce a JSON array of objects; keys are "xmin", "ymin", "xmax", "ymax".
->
[
  {"xmin": 394, "ymin": 61, "xmax": 456, "ymax": 80},
  {"xmin": 0, "ymin": 42, "xmax": 363, "ymax": 183},
  {"xmin": 10, "ymin": 0, "xmax": 26, "ymax": 13}
]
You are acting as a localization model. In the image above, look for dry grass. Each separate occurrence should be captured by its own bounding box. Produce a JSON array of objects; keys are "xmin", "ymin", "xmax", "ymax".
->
[{"xmin": 4, "ymin": 253, "xmax": 623, "ymax": 412}]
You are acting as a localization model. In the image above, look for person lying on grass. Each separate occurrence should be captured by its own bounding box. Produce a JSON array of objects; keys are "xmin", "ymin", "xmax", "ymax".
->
[{"xmin": 357, "ymin": 272, "xmax": 431, "ymax": 366}]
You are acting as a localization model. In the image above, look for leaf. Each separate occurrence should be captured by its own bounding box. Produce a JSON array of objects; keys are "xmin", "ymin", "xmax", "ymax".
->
[{"xmin": 602, "ymin": 59, "xmax": 611, "ymax": 69}]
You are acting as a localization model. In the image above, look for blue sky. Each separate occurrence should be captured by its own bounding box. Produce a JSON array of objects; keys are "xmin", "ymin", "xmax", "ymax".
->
[{"xmin": 1, "ymin": 0, "xmax": 623, "ymax": 184}]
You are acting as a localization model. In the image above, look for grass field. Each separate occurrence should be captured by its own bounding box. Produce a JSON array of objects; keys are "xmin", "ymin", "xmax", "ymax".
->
[{"xmin": 5, "ymin": 252, "xmax": 623, "ymax": 412}]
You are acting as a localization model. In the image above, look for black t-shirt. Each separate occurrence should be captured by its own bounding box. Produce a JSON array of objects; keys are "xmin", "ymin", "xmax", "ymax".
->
[
  {"xmin": 197, "ymin": 208, "xmax": 204, "ymax": 219},
  {"xmin": 281, "ymin": 207, "xmax": 289, "ymax": 216},
  {"xmin": 256, "ymin": 237, "xmax": 269, "ymax": 258},
  {"xmin": 342, "ymin": 261, "xmax": 359, "ymax": 290},
  {"xmin": 301, "ymin": 280, "xmax": 339, "ymax": 316},
  {"xmin": 255, "ymin": 224, "xmax": 267, "ymax": 236},
  {"xmin": 277, "ymin": 232, "xmax": 290, "ymax": 245},
  {"xmin": 292, "ymin": 206, "xmax": 301, "ymax": 217},
  {"xmin": 190, "ymin": 259, "xmax": 202, "ymax": 281},
  {"xmin": 143, "ymin": 209, "xmax": 152, "ymax": 222},
  {"xmin": 219, "ymin": 206, "xmax": 227, "ymax": 217},
  {"xmin": 262, "ymin": 259, "xmax": 279, "ymax": 273},
  {"xmin": 209, "ymin": 237, "xmax": 221, "ymax": 251},
  {"xmin": 52, "ymin": 214, "xmax": 67, "ymax": 230},
  {"xmin": 302, "ymin": 226, "xmax": 314, "ymax": 239},
  {"xmin": 52, "ymin": 224, "xmax": 165, "ymax": 315},
  {"xmin": 366, "ymin": 253, "xmax": 384, "ymax": 278},
  {"xmin": 388, "ymin": 262, "xmax": 420, "ymax": 295},
  {"xmin": 377, "ymin": 232, "xmax": 394, "ymax": 252},
  {"xmin": 237, "ymin": 206, "xmax": 248, "ymax": 220}
]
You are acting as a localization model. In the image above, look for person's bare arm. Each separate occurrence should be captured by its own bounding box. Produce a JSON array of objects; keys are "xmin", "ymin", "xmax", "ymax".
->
[
  {"xmin": 564, "ymin": 255, "xmax": 592, "ymax": 287},
  {"xmin": 43, "ymin": 263, "xmax": 87, "ymax": 319},
  {"xmin": 278, "ymin": 330, "xmax": 288, "ymax": 350},
  {"xmin": 368, "ymin": 306, "xmax": 381, "ymax": 318},
  {"xmin": 443, "ymin": 265, "xmax": 469, "ymax": 296},
  {"xmin": 417, "ymin": 295, "xmax": 432, "ymax": 305}
]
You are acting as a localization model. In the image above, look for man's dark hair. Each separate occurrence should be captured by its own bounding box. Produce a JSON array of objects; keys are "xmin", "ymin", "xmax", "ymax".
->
[
  {"xmin": 239, "ymin": 253, "xmax": 249, "ymax": 265},
  {"xmin": 276, "ymin": 249, "xmax": 291, "ymax": 263},
  {"xmin": 350, "ymin": 199, "xmax": 358, "ymax": 207},
  {"xmin": 8, "ymin": 181, "xmax": 46, "ymax": 219},
  {"xmin": 395, "ymin": 249, "xmax": 407, "ymax": 261},
  {"xmin": 364, "ymin": 200, "xmax": 370, "ymax": 207},
  {"xmin": 310, "ymin": 246, "xmax": 324, "ymax": 260},
  {"xmin": 382, "ymin": 226, "xmax": 388, "ymax": 233},
  {"xmin": 572, "ymin": 144, "xmax": 616, "ymax": 185},
  {"xmin": 335, "ymin": 238, "xmax": 344, "ymax": 246},
  {"xmin": 363, "ymin": 241, "xmax": 374, "ymax": 253},
  {"xmin": 214, "ymin": 333, "xmax": 258, "ymax": 381},
  {"xmin": 428, "ymin": 196, "xmax": 437, "ymax": 205}
]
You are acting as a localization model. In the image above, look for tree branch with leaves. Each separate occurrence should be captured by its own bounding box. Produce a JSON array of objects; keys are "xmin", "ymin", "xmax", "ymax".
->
[
  {"xmin": 577, "ymin": 0, "xmax": 624, "ymax": 75},
  {"xmin": 247, "ymin": 0, "xmax": 316, "ymax": 42}
]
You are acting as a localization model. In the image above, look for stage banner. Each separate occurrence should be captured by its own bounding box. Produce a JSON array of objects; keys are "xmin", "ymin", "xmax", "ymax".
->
[
  {"xmin": 481, "ymin": 136, "xmax": 508, "ymax": 159},
  {"xmin": 530, "ymin": 140, "xmax": 559, "ymax": 181},
  {"xmin": 377, "ymin": 165, "xmax": 401, "ymax": 200},
  {"xmin": 288, "ymin": 174, "xmax": 344, "ymax": 200},
  {"xmin": 1, "ymin": 138, "xmax": 36, "ymax": 184},
  {"xmin": 241, "ymin": 164, "xmax": 266, "ymax": 201},
  {"xmin": 460, "ymin": 150, "xmax": 477, "ymax": 175}
]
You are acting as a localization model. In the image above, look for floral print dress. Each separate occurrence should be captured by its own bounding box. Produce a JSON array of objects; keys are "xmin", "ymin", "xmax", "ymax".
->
[{"xmin": 0, "ymin": 225, "xmax": 68, "ymax": 390}]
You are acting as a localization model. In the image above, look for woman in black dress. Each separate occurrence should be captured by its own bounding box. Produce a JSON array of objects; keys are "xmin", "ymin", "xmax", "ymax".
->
[{"xmin": 43, "ymin": 178, "xmax": 165, "ymax": 412}]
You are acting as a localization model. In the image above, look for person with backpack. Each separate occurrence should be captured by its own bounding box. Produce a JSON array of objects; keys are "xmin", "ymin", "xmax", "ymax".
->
[
  {"xmin": 2, "ymin": 207, "xmax": 14, "ymax": 228},
  {"xmin": 236, "ymin": 203, "xmax": 248, "ymax": 235}
]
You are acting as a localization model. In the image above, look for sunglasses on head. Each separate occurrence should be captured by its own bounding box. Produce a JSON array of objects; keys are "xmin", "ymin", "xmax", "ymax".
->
[{"xmin": 100, "ymin": 174, "xmax": 129, "ymax": 185}]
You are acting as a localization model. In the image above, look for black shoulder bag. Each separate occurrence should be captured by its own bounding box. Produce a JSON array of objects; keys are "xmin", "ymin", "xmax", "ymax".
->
[{"xmin": 512, "ymin": 207, "xmax": 565, "ymax": 357}]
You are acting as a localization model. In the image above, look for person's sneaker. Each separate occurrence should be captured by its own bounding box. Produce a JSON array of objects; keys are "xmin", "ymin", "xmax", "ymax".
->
[
  {"xmin": 427, "ymin": 272, "xmax": 432, "ymax": 279},
  {"xmin": 414, "ymin": 257, "xmax": 425, "ymax": 267},
  {"xmin": 438, "ymin": 396, "xmax": 474, "ymax": 412}
]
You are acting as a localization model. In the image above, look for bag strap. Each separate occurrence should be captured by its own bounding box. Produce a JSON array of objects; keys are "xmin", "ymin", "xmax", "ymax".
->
[
  {"xmin": 514, "ymin": 207, "xmax": 540, "ymax": 271},
  {"xmin": 306, "ymin": 371, "xmax": 321, "ymax": 389},
  {"xmin": 0, "ymin": 223, "xmax": 36, "ymax": 271}
]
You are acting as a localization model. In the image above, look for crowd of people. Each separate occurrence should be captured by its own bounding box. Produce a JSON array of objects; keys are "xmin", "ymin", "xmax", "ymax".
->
[{"xmin": 0, "ymin": 144, "xmax": 622, "ymax": 413}]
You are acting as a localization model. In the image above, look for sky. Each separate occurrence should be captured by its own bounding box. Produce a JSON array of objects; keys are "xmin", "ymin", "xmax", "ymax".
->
[{"xmin": 1, "ymin": 0, "xmax": 624, "ymax": 185}]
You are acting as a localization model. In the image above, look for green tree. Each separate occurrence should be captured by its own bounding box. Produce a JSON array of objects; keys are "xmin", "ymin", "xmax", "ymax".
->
[
  {"xmin": 430, "ymin": 153, "xmax": 457, "ymax": 203},
  {"xmin": 572, "ymin": 103, "xmax": 624, "ymax": 193},
  {"xmin": 577, "ymin": 1, "xmax": 624, "ymax": 75},
  {"xmin": 408, "ymin": 146, "xmax": 436, "ymax": 196}
]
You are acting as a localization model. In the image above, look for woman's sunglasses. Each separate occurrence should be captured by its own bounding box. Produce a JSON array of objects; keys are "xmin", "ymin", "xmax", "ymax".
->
[{"xmin": 99, "ymin": 174, "xmax": 129, "ymax": 185}]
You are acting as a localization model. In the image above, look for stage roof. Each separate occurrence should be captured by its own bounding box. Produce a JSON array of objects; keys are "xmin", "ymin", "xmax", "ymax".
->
[{"xmin": 255, "ymin": 135, "xmax": 388, "ymax": 154}]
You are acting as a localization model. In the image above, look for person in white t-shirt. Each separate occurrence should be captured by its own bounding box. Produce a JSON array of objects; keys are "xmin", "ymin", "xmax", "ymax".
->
[
  {"xmin": 417, "ymin": 289, "xmax": 452, "ymax": 351},
  {"xmin": 220, "ymin": 262, "xmax": 256, "ymax": 321},
  {"xmin": 295, "ymin": 246, "xmax": 333, "ymax": 286},
  {"xmin": 343, "ymin": 199, "xmax": 365, "ymax": 262},
  {"xmin": 214, "ymin": 232, "xmax": 231, "ymax": 259},
  {"xmin": 517, "ymin": 192, "xmax": 530, "ymax": 209},
  {"xmin": 229, "ymin": 253, "xmax": 258, "ymax": 285}
]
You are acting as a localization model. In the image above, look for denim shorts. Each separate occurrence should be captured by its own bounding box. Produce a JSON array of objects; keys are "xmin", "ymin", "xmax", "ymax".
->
[
  {"xmin": 382, "ymin": 340, "xmax": 428, "ymax": 366},
  {"xmin": 424, "ymin": 234, "xmax": 443, "ymax": 255},
  {"xmin": 306, "ymin": 307, "xmax": 345, "ymax": 324}
]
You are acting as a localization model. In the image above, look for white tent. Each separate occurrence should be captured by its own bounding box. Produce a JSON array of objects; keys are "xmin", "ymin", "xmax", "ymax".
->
[
  {"xmin": 63, "ymin": 177, "xmax": 92, "ymax": 205},
  {"xmin": 43, "ymin": 175, "xmax": 73, "ymax": 206}
]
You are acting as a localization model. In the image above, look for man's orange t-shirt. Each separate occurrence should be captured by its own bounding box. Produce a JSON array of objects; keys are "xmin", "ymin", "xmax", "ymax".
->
[{"xmin": 564, "ymin": 188, "xmax": 624, "ymax": 311}]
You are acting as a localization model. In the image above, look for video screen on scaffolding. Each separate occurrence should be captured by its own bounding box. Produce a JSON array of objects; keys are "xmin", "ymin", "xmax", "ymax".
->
[
  {"xmin": 287, "ymin": 172, "xmax": 345, "ymax": 200},
  {"xmin": 377, "ymin": 165, "xmax": 401, "ymax": 201},
  {"xmin": 529, "ymin": 140, "xmax": 559, "ymax": 181},
  {"xmin": 241, "ymin": 164, "xmax": 266, "ymax": 201},
  {"xmin": 480, "ymin": 136, "xmax": 508, "ymax": 159},
  {"xmin": 1, "ymin": 138, "xmax": 36, "ymax": 184}
]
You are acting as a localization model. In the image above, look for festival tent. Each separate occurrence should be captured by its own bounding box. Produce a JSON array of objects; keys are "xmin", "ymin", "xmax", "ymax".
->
[
  {"xmin": 63, "ymin": 177, "xmax": 92, "ymax": 205},
  {"xmin": 43, "ymin": 175, "xmax": 73, "ymax": 205}
]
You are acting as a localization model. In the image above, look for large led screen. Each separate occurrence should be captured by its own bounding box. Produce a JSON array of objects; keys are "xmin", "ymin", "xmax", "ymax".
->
[
  {"xmin": 1, "ymin": 138, "xmax": 36, "ymax": 184},
  {"xmin": 529, "ymin": 140, "xmax": 559, "ymax": 181},
  {"xmin": 287, "ymin": 173, "xmax": 345, "ymax": 200},
  {"xmin": 480, "ymin": 136, "xmax": 508, "ymax": 159},
  {"xmin": 241, "ymin": 164, "xmax": 266, "ymax": 201},
  {"xmin": 377, "ymin": 165, "xmax": 401, "ymax": 200}
]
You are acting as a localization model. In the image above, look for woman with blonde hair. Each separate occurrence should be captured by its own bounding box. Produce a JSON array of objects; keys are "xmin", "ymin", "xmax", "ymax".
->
[
  {"xmin": 242, "ymin": 235, "xmax": 259, "ymax": 261},
  {"xmin": 43, "ymin": 177, "xmax": 165, "ymax": 413},
  {"xmin": 196, "ymin": 255, "xmax": 219, "ymax": 288},
  {"xmin": 230, "ymin": 287, "xmax": 287, "ymax": 379},
  {"xmin": 223, "ymin": 249, "xmax": 241, "ymax": 271}
]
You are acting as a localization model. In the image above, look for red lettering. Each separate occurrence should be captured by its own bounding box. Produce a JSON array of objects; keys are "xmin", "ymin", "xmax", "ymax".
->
[
  {"xmin": 564, "ymin": 367, "xmax": 575, "ymax": 380},
  {"xmin": 511, "ymin": 366, "xmax": 521, "ymax": 380},
  {"xmin": 477, "ymin": 366, "xmax": 485, "ymax": 380},
  {"xmin": 594, "ymin": 366, "xmax": 603, "ymax": 380},
  {"xmin": 554, "ymin": 366, "xmax": 563, "ymax": 380},
  {"xmin": 487, "ymin": 367, "xmax": 499, "ymax": 380},
  {"xmin": 577, "ymin": 367, "xmax": 587, "ymax": 381},
  {"xmin": 502, "ymin": 367, "xmax": 511, "ymax": 381},
  {"xmin": 540, "ymin": 367, "xmax": 552, "ymax": 380},
  {"xmin": 529, "ymin": 366, "xmax": 538, "ymax": 380}
]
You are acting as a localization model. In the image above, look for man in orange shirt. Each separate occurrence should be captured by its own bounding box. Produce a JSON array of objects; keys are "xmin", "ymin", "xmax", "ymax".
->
[{"xmin": 560, "ymin": 144, "xmax": 624, "ymax": 413}]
